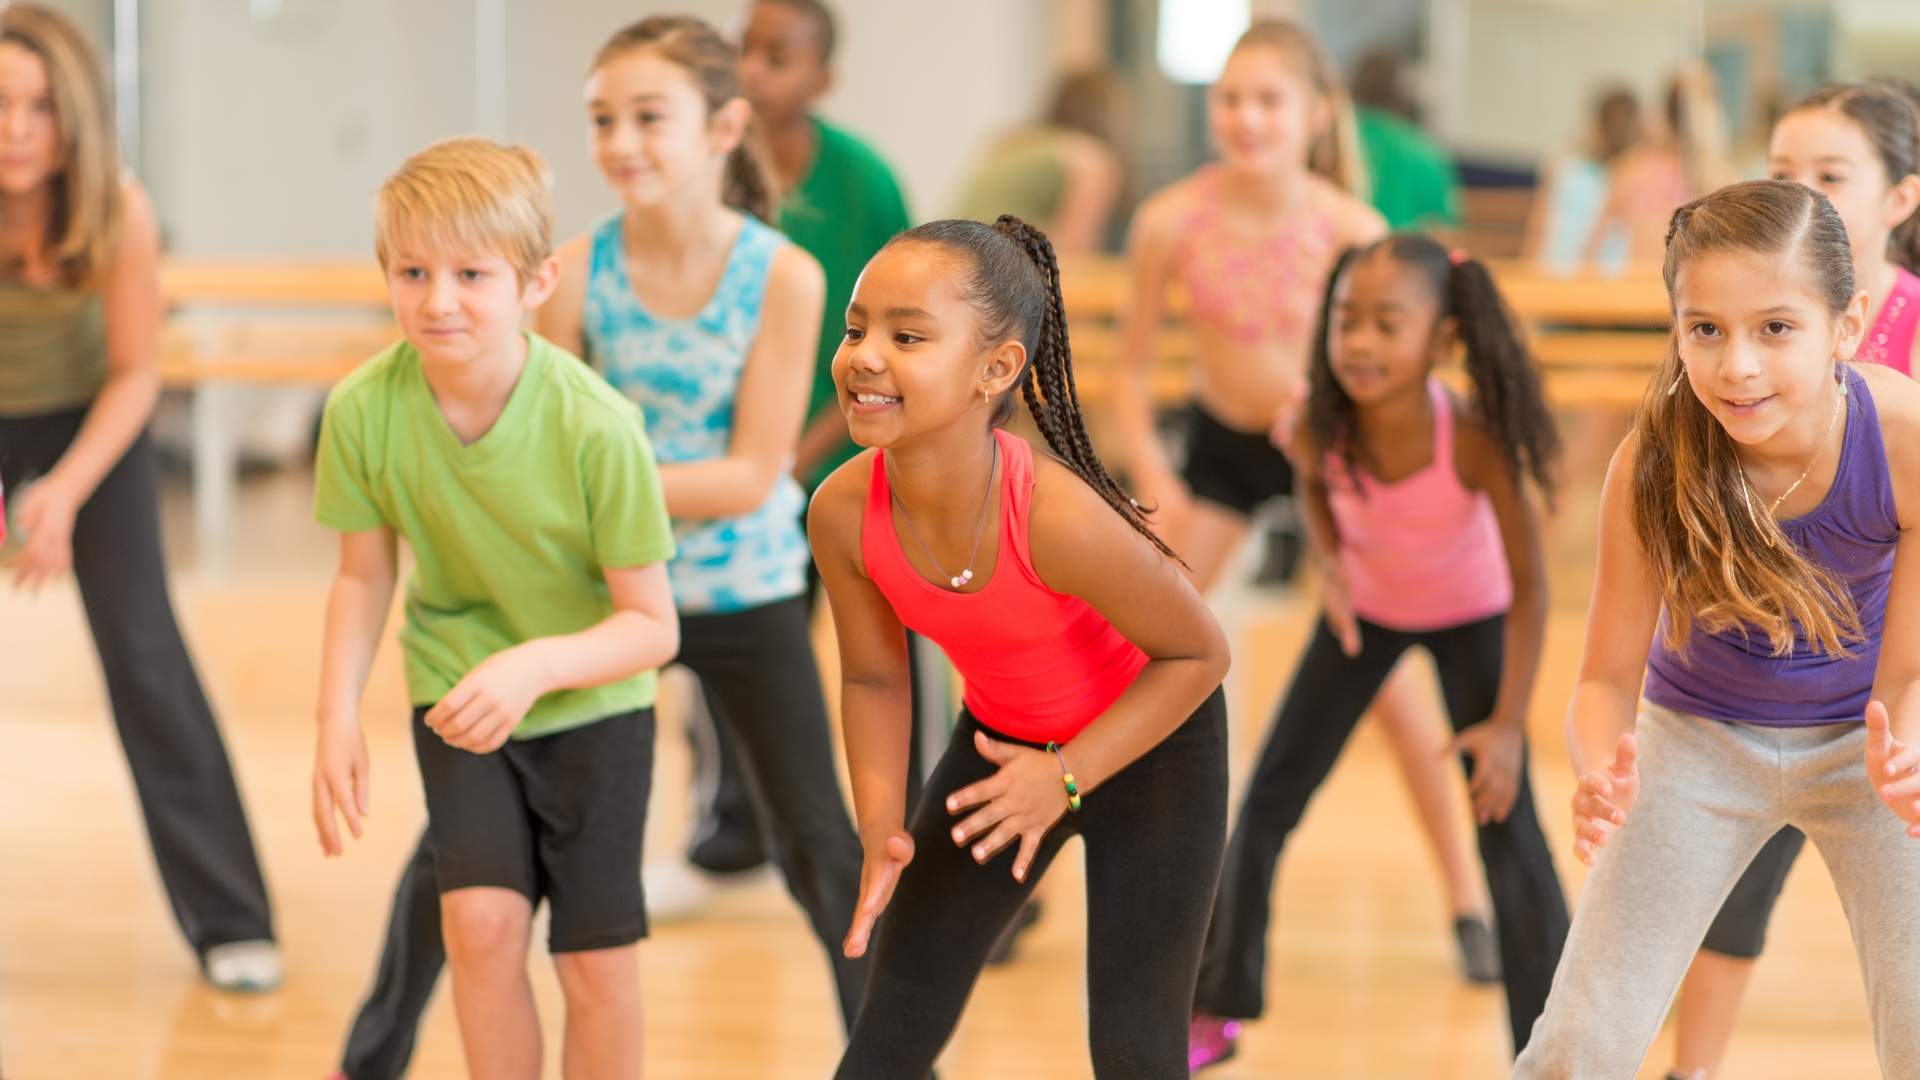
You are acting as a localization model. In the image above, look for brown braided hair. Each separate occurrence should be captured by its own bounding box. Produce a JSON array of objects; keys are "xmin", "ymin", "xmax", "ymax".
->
[{"xmin": 886, "ymin": 215, "xmax": 1178, "ymax": 562}]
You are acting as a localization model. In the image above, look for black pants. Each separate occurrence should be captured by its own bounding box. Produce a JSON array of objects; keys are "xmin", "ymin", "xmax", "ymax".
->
[
  {"xmin": 1194, "ymin": 615, "xmax": 1569, "ymax": 1053},
  {"xmin": 1701, "ymin": 825, "xmax": 1807, "ymax": 959},
  {"xmin": 0, "ymin": 409, "xmax": 272, "ymax": 955},
  {"xmin": 837, "ymin": 689, "xmax": 1229, "ymax": 1080},
  {"xmin": 338, "ymin": 595, "xmax": 867, "ymax": 1080}
]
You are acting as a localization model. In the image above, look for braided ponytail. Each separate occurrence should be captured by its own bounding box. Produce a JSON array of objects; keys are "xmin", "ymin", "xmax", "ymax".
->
[{"xmin": 886, "ymin": 216, "xmax": 1179, "ymax": 562}]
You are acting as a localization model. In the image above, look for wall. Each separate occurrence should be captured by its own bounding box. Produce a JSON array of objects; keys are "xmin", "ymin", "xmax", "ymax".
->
[{"xmin": 136, "ymin": 0, "xmax": 1053, "ymax": 255}]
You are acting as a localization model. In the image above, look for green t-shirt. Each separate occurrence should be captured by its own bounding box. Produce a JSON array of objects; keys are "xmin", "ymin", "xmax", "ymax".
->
[
  {"xmin": 1356, "ymin": 106, "xmax": 1464, "ymax": 231},
  {"xmin": 313, "ymin": 332, "xmax": 676, "ymax": 739},
  {"xmin": 777, "ymin": 116, "xmax": 912, "ymax": 489}
]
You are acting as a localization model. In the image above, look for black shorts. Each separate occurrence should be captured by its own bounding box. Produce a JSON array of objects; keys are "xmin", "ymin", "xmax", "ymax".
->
[
  {"xmin": 1700, "ymin": 825, "xmax": 1806, "ymax": 959},
  {"xmin": 412, "ymin": 707, "xmax": 654, "ymax": 953},
  {"xmin": 1180, "ymin": 402, "xmax": 1293, "ymax": 517}
]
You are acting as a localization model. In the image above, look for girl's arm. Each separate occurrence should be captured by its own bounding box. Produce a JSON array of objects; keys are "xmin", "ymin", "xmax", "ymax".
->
[
  {"xmin": 10, "ymin": 183, "xmax": 163, "ymax": 589},
  {"xmin": 1111, "ymin": 192, "xmax": 1188, "ymax": 520},
  {"xmin": 531, "ymin": 233, "xmax": 593, "ymax": 358},
  {"xmin": 1286, "ymin": 429, "xmax": 1361, "ymax": 654},
  {"xmin": 423, "ymin": 561, "xmax": 680, "ymax": 754},
  {"xmin": 1860, "ymin": 366, "xmax": 1920, "ymax": 830},
  {"xmin": 313, "ymin": 526, "xmax": 401, "ymax": 855},
  {"xmin": 1566, "ymin": 437, "xmax": 1664, "ymax": 863},
  {"xmin": 807, "ymin": 454, "xmax": 917, "ymax": 957},
  {"xmin": 944, "ymin": 456, "xmax": 1230, "ymax": 879},
  {"xmin": 1454, "ymin": 417, "xmax": 1551, "ymax": 824},
  {"xmin": 658, "ymin": 246, "xmax": 824, "ymax": 519}
]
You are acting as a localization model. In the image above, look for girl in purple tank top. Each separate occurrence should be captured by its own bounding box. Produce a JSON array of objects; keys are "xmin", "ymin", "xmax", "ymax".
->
[
  {"xmin": 1191, "ymin": 235, "xmax": 1568, "ymax": 1068},
  {"xmin": 1663, "ymin": 79, "xmax": 1920, "ymax": 1080},
  {"xmin": 1514, "ymin": 181, "xmax": 1920, "ymax": 1080}
]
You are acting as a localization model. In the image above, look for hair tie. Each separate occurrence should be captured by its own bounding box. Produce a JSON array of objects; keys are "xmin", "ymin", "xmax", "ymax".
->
[{"xmin": 1448, "ymin": 248, "xmax": 1468, "ymax": 267}]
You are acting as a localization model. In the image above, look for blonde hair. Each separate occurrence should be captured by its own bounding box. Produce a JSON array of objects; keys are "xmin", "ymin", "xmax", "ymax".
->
[
  {"xmin": 1, "ymin": 3, "xmax": 123, "ymax": 287},
  {"xmin": 1632, "ymin": 180, "xmax": 1862, "ymax": 658},
  {"xmin": 1229, "ymin": 21, "xmax": 1370, "ymax": 203},
  {"xmin": 374, "ymin": 137, "xmax": 555, "ymax": 284}
]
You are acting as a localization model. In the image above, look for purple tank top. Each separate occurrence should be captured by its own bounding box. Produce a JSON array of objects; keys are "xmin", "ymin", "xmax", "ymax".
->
[{"xmin": 1643, "ymin": 367, "xmax": 1898, "ymax": 726}]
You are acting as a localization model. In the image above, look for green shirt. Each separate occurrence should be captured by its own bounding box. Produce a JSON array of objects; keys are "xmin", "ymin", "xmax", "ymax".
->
[
  {"xmin": 1356, "ymin": 106, "xmax": 1463, "ymax": 231},
  {"xmin": 777, "ymin": 116, "xmax": 912, "ymax": 489},
  {"xmin": 313, "ymin": 332, "xmax": 676, "ymax": 739}
]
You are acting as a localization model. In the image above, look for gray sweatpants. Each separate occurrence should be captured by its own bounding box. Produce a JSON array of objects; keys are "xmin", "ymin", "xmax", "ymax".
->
[{"xmin": 1513, "ymin": 702, "xmax": 1920, "ymax": 1080}]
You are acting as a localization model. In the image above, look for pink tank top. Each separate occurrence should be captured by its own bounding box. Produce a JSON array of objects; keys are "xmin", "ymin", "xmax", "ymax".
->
[
  {"xmin": 1325, "ymin": 379, "xmax": 1512, "ymax": 632},
  {"xmin": 1171, "ymin": 165, "xmax": 1338, "ymax": 345},
  {"xmin": 1858, "ymin": 265, "xmax": 1920, "ymax": 376},
  {"xmin": 862, "ymin": 431, "xmax": 1150, "ymax": 743}
]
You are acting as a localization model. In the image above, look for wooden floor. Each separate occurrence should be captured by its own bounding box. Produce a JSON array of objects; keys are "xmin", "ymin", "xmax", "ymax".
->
[{"xmin": 0, "ymin": 452, "xmax": 1881, "ymax": 1079}]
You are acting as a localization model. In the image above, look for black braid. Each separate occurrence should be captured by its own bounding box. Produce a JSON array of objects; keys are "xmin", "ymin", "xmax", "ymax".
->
[{"xmin": 884, "ymin": 215, "xmax": 1180, "ymax": 563}]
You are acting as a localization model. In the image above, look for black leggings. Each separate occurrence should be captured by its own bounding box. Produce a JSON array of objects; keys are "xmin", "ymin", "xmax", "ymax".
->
[
  {"xmin": 337, "ymin": 596, "xmax": 866, "ymax": 1080},
  {"xmin": 0, "ymin": 409, "xmax": 272, "ymax": 955},
  {"xmin": 1194, "ymin": 614, "xmax": 1569, "ymax": 1054},
  {"xmin": 1701, "ymin": 825, "xmax": 1807, "ymax": 959},
  {"xmin": 837, "ymin": 689, "xmax": 1228, "ymax": 1080}
]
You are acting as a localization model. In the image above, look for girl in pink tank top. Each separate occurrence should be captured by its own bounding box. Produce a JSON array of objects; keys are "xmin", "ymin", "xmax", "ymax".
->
[
  {"xmin": 1192, "ymin": 236, "xmax": 1569, "ymax": 1065},
  {"xmin": 809, "ymin": 216, "xmax": 1231, "ymax": 1079}
]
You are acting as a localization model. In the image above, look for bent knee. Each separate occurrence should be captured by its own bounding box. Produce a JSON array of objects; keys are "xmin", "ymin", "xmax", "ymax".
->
[{"xmin": 440, "ymin": 887, "xmax": 532, "ymax": 959}]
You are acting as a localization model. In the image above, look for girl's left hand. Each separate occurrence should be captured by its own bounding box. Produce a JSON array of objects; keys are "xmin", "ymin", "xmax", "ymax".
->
[
  {"xmin": 1865, "ymin": 701, "xmax": 1920, "ymax": 836},
  {"xmin": 1450, "ymin": 716, "xmax": 1524, "ymax": 825},
  {"xmin": 945, "ymin": 731, "xmax": 1071, "ymax": 882},
  {"xmin": 8, "ymin": 478, "xmax": 81, "ymax": 591}
]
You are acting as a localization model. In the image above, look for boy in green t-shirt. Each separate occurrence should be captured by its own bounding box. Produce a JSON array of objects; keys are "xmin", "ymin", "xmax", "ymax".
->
[{"xmin": 310, "ymin": 137, "xmax": 677, "ymax": 1076}]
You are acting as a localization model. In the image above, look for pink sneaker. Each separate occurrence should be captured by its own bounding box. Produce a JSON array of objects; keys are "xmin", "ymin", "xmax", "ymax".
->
[{"xmin": 1188, "ymin": 1012, "xmax": 1242, "ymax": 1073}]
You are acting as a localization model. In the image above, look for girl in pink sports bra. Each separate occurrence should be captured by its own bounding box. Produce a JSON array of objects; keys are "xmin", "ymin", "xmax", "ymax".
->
[
  {"xmin": 1117, "ymin": 19, "xmax": 1504, "ymax": 991},
  {"xmin": 810, "ymin": 215, "xmax": 1230, "ymax": 1078},
  {"xmin": 1657, "ymin": 77, "xmax": 1920, "ymax": 1080},
  {"xmin": 1189, "ymin": 236, "xmax": 1567, "ymax": 1071}
]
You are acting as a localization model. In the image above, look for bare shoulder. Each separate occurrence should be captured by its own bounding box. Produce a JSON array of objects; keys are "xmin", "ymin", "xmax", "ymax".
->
[
  {"xmin": 1447, "ymin": 388, "xmax": 1515, "ymax": 490},
  {"xmin": 1027, "ymin": 447, "xmax": 1164, "ymax": 575},
  {"xmin": 1310, "ymin": 176, "xmax": 1388, "ymax": 247},
  {"xmin": 807, "ymin": 447, "xmax": 878, "ymax": 564},
  {"xmin": 1127, "ymin": 177, "xmax": 1199, "ymax": 254},
  {"xmin": 770, "ymin": 240, "xmax": 827, "ymax": 296},
  {"xmin": 118, "ymin": 178, "xmax": 159, "ymax": 241}
]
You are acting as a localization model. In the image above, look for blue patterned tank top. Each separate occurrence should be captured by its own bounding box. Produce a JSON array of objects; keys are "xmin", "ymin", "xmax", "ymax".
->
[{"xmin": 583, "ymin": 213, "xmax": 808, "ymax": 614}]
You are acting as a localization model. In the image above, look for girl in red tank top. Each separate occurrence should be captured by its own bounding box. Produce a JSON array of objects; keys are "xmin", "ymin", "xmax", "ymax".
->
[{"xmin": 809, "ymin": 216, "xmax": 1230, "ymax": 1078}]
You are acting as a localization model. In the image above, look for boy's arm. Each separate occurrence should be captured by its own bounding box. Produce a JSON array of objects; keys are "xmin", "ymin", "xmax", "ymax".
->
[
  {"xmin": 314, "ymin": 526, "xmax": 400, "ymax": 856},
  {"xmin": 425, "ymin": 562, "xmax": 679, "ymax": 754}
]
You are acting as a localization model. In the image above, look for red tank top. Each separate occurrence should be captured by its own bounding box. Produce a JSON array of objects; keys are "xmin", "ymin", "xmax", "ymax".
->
[{"xmin": 862, "ymin": 430, "xmax": 1150, "ymax": 743}]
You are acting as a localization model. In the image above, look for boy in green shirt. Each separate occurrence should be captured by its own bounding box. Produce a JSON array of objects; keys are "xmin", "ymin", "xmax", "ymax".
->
[{"xmin": 311, "ymin": 137, "xmax": 677, "ymax": 1077}]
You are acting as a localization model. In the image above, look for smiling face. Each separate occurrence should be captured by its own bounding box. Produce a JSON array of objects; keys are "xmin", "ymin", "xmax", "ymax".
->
[
  {"xmin": 1770, "ymin": 107, "xmax": 1920, "ymax": 276},
  {"xmin": 586, "ymin": 48, "xmax": 744, "ymax": 210},
  {"xmin": 834, "ymin": 242, "xmax": 1025, "ymax": 451},
  {"xmin": 1673, "ymin": 248, "xmax": 1866, "ymax": 446},
  {"xmin": 0, "ymin": 41, "xmax": 60, "ymax": 198},
  {"xmin": 384, "ymin": 237, "xmax": 554, "ymax": 369},
  {"xmin": 1208, "ymin": 44, "xmax": 1328, "ymax": 178},
  {"xmin": 738, "ymin": 1, "xmax": 830, "ymax": 130},
  {"xmin": 1326, "ymin": 251, "xmax": 1453, "ymax": 404}
]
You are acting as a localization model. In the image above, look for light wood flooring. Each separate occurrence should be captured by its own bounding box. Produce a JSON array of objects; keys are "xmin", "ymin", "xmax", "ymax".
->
[{"xmin": 0, "ymin": 457, "xmax": 1880, "ymax": 1079}]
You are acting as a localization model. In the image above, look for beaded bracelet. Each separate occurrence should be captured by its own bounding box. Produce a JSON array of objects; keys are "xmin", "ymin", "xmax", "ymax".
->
[{"xmin": 1046, "ymin": 742, "xmax": 1082, "ymax": 812}]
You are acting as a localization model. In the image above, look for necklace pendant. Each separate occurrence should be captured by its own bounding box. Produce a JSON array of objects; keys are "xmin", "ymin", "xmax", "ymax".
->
[
  {"xmin": 949, "ymin": 575, "xmax": 964, "ymax": 588},
  {"xmin": 960, "ymin": 569, "xmax": 973, "ymax": 583}
]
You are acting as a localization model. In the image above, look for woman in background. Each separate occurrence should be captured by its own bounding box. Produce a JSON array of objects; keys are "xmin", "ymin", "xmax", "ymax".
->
[
  {"xmin": 955, "ymin": 70, "xmax": 1130, "ymax": 257},
  {"xmin": 0, "ymin": 2, "xmax": 277, "ymax": 991}
]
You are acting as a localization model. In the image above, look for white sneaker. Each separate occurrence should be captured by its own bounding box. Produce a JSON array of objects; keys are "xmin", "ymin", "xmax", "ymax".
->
[
  {"xmin": 643, "ymin": 859, "xmax": 773, "ymax": 922},
  {"xmin": 203, "ymin": 939, "xmax": 283, "ymax": 993}
]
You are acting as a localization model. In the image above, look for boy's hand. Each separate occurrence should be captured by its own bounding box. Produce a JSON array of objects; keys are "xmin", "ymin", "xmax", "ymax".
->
[
  {"xmin": 313, "ymin": 715, "xmax": 371, "ymax": 856},
  {"xmin": 1572, "ymin": 732, "xmax": 1639, "ymax": 866},
  {"xmin": 427, "ymin": 644, "xmax": 550, "ymax": 753},
  {"xmin": 945, "ymin": 731, "xmax": 1070, "ymax": 884},
  {"xmin": 1865, "ymin": 701, "xmax": 1920, "ymax": 836},
  {"xmin": 1451, "ymin": 715, "xmax": 1524, "ymax": 825},
  {"xmin": 844, "ymin": 828, "xmax": 914, "ymax": 959}
]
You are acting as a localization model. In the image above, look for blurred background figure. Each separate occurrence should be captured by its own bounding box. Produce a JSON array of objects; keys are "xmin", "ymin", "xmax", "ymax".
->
[
  {"xmin": 1349, "ymin": 49, "xmax": 1463, "ymax": 235},
  {"xmin": 954, "ymin": 69, "xmax": 1132, "ymax": 257},
  {"xmin": 1523, "ymin": 85, "xmax": 1639, "ymax": 275}
]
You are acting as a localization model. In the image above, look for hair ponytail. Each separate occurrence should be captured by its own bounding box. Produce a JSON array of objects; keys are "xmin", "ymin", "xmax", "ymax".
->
[
  {"xmin": 1304, "ymin": 235, "xmax": 1558, "ymax": 500},
  {"xmin": 1231, "ymin": 21, "xmax": 1370, "ymax": 202},
  {"xmin": 885, "ymin": 216, "xmax": 1179, "ymax": 563},
  {"xmin": 594, "ymin": 15, "xmax": 781, "ymax": 224}
]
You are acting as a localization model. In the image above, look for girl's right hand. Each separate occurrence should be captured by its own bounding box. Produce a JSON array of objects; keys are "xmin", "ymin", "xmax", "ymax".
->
[
  {"xmin": 1571, "ymin": 732, "xmax": 1639, "ymax": 866},
  {"xmin": 1865, "ymin": 701, "xmax": 1920, "ymax": 836},
  {"xmin": 312, "ymin": 715, "xmax": 370, "ymax": 857},
  {"xmin": 843, "ymin": 828, "xmax": 915, "ymax": 958},
  {"xmin": 1321, "ymin": 561, "xmax": 1362, "ymax": 656}
]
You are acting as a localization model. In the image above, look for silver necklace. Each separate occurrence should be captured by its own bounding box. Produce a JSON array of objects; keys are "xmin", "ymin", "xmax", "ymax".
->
[
  {"xmin": 1737, "ymin": 390, "xmax": 1843, "ymax": 545},
  {"xmin": 892, "ymin": 441, "xmax": 999, "ymax": 590}
]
